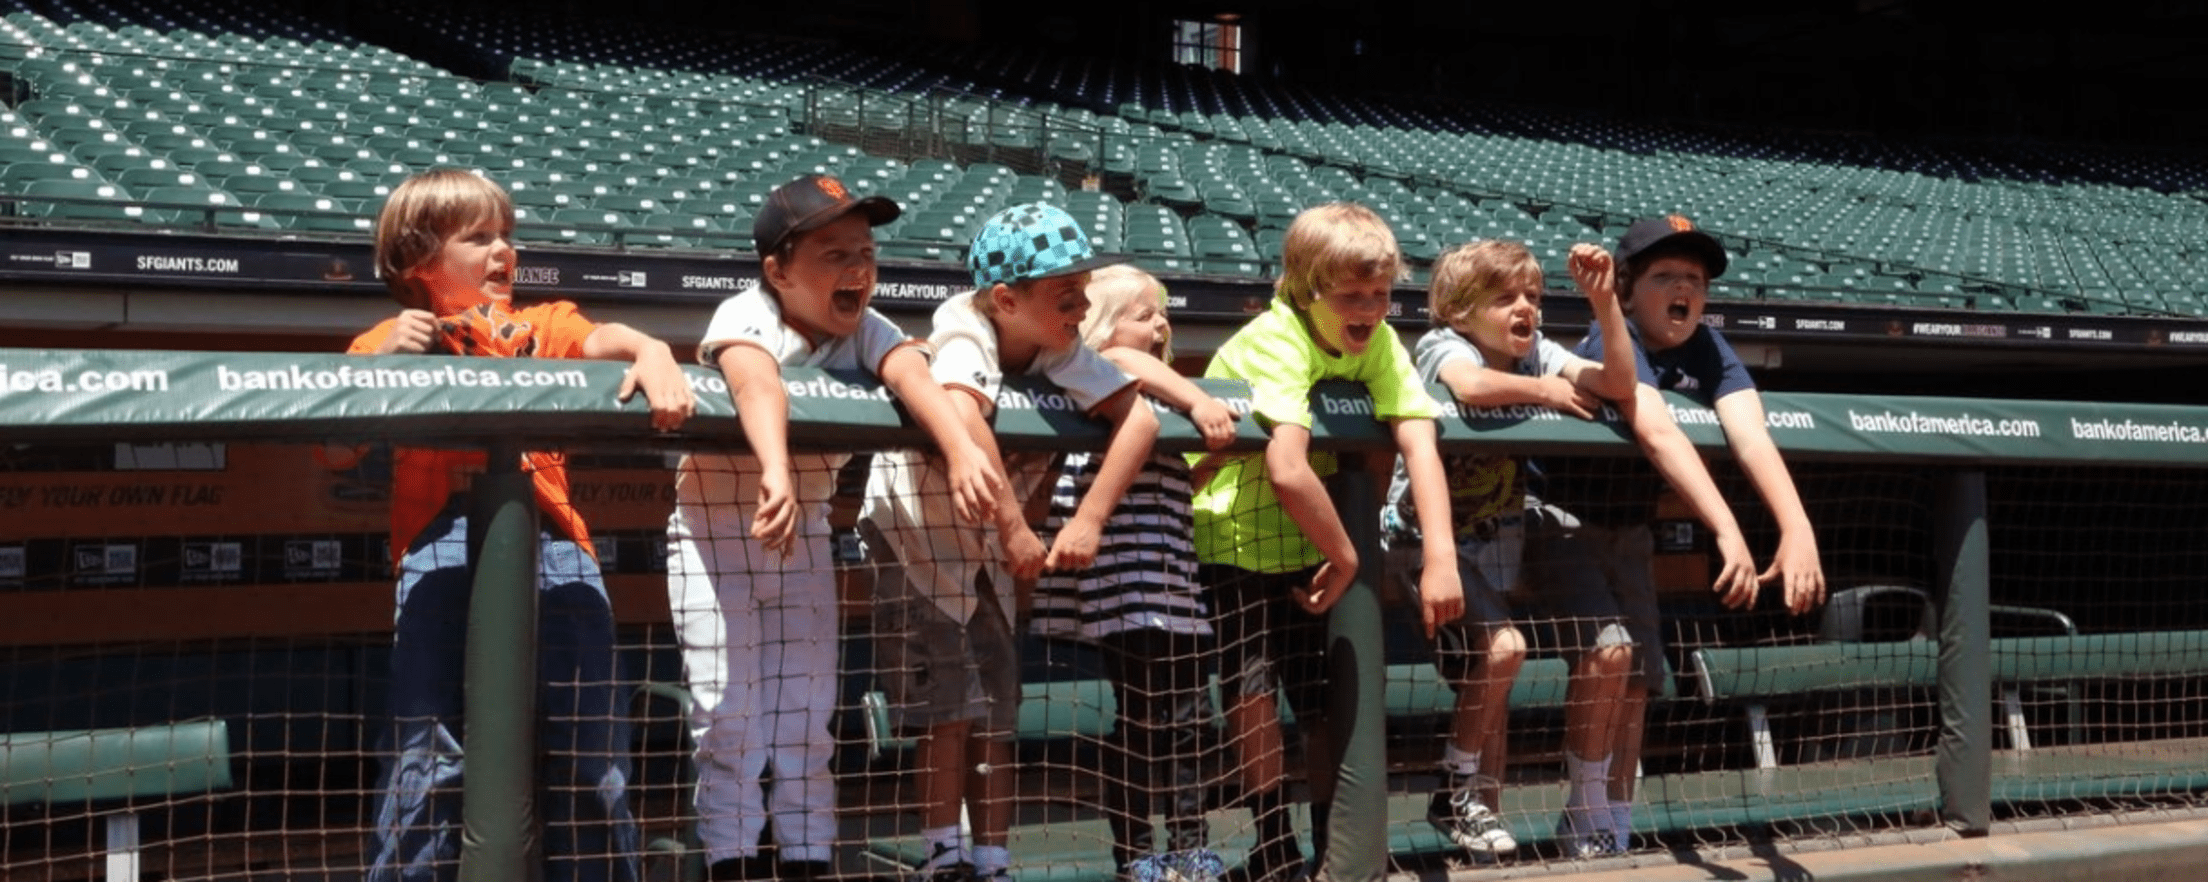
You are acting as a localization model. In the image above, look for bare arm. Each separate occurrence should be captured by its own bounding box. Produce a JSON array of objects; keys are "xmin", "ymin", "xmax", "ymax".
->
[
  {"xmin": 1394, "ymin": 417, "xmax": 1464, "ymax": 636},
  {"xmin": 949, "ymin": 387, "xmax": 1046, "ymax": 581},
  {"xmin": 1101, "ymin": 346, "xmax": 1239, "ymax": 449},
  {"xmin": 1622, "ymin": 384, "xmax": 1757, "ymax": 608},
  {"xmin": 880, "ymin": 346, "xmax": 1003, "ymax": 524},
  {"xmin": 1266, "ymin": 422, "xmax": 1357, "ymax": 614},
  {"xmin": 1564, "ymin": 243, "xmax": 1638, "ymax": 403},
  {"xmin": 1715, "ymin": 389, "xmax": 1825, "ymax": 613},
  {"xmin": 1045, "ymin": 385, "xmax": 1160, "ymax": 572},
  {"xmin": 717, "ymin": 344, "xmax": 796, "ymax": 556},
  {"xmin": 1438, "ymin": 357, "xmax": 1598, "ymax": 419},
  {"xmin": 582, "ymin": 322, "xmax": 696, "ymax": 431}
]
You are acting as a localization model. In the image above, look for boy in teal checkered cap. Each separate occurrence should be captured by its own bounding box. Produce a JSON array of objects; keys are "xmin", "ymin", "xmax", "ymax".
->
[{"xmin": 861, "ymin": 203, "xmax": 1158, "ymax": 882}]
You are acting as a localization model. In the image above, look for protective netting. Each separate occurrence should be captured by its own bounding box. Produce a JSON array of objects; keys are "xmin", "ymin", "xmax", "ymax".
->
[{"xmin": 4, "ymin": 436, "xmax": 2207, "ymax": 881}]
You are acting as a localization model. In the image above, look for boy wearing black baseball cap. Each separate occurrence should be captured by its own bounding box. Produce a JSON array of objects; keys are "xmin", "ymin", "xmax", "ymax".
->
[
  {"xmin": 668, "ymin": 174, "xmax": 1003, "ymax": 881},
  {"xmin": 1534, "ymin": 214, "xmax": 1826, "ymax": 855}
]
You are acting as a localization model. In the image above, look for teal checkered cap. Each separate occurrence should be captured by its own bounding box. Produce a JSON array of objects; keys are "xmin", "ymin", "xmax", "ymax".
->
[{"xmin": 967, "ymin": 202, "xmax": 1121, "ymax": 288}]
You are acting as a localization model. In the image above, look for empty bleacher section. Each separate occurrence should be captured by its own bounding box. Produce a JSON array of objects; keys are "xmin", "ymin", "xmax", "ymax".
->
[{"xmin": 5, "ymin": 0, "xmax": 2208, "ymax": 320}]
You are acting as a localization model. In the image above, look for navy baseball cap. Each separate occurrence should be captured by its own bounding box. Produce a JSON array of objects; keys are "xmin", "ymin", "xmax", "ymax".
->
[
  {"xmin": 967, "ymin": 202, "xmax": 1121, "ymax": 288},
  {"xmin": 1615, "ymin": 214, "xmax": 1728, "ymax": 279},
  {"xmin": 753, "ymin": 173, "xmax": 900, "ymax": 255}
]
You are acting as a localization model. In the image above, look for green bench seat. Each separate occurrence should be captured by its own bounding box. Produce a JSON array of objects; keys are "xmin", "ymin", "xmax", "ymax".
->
[
  {"xmin": 1, "ymin": 719, "xmax": 234, "ymax": 882},
  {"xmin": 1692, "ymin": 629, "xmax": 2208, "ymax": 768}
]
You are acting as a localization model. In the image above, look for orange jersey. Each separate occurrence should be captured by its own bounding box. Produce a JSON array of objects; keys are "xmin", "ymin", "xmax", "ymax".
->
[{"xmin": 349, "ymin": 300, "xmax": 600, "ymax": 563}]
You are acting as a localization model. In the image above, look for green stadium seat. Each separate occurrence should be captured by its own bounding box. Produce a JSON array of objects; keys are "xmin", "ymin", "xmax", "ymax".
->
[
  {"xmin": 322, "ymin": 178, "xmax": 394, "ymax": 204},
  {"xmin": 255, "ymin": 192, "xmax": 372, "ymax": 233},
  {"xmin": 631, "ymin": 212, "xmax": 728, "ymax": 248},
  {"xmin": 18, "ymin": 179, "xmax": 142, "ymax": 222},
  {"xmin": 135, "ymin": 185, "xmax": 235, "ymax": 225},
  {"xmin": 3, "ymin": 160, "xmax": 106, "ymax": 193}
]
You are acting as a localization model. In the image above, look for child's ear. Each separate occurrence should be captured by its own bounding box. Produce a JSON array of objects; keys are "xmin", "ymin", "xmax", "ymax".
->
[
  {"xmin": 988, "ymin": 282, "xmax": 1018, "ymax": 313},
  {"xmin": 762, "ymin": 253, "xmax": 786, "ymax": 291}
]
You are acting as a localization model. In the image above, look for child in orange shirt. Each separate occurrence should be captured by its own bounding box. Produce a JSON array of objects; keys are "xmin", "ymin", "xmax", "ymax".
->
[{"xmin": 350, "ymin": 168, "xmax": 693, "ymax": 882}]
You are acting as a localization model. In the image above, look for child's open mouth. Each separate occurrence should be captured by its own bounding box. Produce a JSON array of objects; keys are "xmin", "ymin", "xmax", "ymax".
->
[
  {"xmin": 485, "ymin": 268, "xmax": 512, "ymax": 287},
  {"xmin": 1345, "ymin": 323, "xmax": 1375, "ymax": 345},
  {"xmin": 1666, "ymin": 298, "xmax": 1692, "ymax": 321},
  {"xmin": 832, "ymin": 287, "xmax": 866, "ymax": 314},
  {"xmin": 1510, "ymin": 315, "xmax": 1534, "ymax": 341}
]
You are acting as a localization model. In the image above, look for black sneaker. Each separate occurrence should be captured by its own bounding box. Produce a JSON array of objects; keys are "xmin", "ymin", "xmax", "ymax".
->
[
  {"xmin": 712, "ymin": 856, "xmax": 776, "ymax": 881},
  {"xmin": 910, "ymin": 843, "xmax": 971, "ymax": 882}
]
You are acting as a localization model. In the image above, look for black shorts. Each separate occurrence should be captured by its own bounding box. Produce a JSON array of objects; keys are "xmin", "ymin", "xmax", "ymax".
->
[{"xmin": 1201, "ymin": 563, "xmax": 1330, "ymax": 722}]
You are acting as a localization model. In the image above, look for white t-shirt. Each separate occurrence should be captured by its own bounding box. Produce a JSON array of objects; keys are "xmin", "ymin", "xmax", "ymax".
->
[
  {"xmin": 673, "ymin": 284, "xmax": 925, "ymax": 537},
  {"xmin": 864, "ymin": 290, "xmax": 1136, "ymax": 624}
]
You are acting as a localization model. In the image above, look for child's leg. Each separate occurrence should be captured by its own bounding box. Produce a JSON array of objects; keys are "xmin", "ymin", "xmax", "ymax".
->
[
  {"xmin": 872, "ymin": 544, "xmax": 986, "ymax": 879},
  {"xmin": 1428, "ymin": 620, "xmax": 1524, "ymax": 858},
  {"xmin": 918, "ymin": 720, "xmax": 974, "ymax": 829},
  {"xmin": 1204, "ymin": 566, "xmax": 1299, "ymax": 880},
  {"xmin": 1155, "ymin": 631, "xmax": 1215, "ymax": 856},
  {"xmin": 1273, "ymin": 569, "xmax": 1334, "ymax": 868},
  {"xmin": 1527, "ymin": 523, "xmax": 1632, "ymax": 854},
  {"xmin": 1440, "ymin": 521, "xmax": 1530, "ymax": 789},
  {"xmin": 967, "ymin": 581, "xmax": 1024, "ymax": 879},
  {"xmin": 1448, "ymin": 624, "xmax": 1526, "ymax": 765},
  {"xmin": 761, "ymin": 549, "xmax": 841, "ymax": 867},
  {"xmin": 367, "ymin": 511, "xmax": 472, "ymax": 882},
  {"xmin": 667, "ymin": 525, "xmax": 771, "ymax": 868},
  {"xmin": 1606, "ymin": 689, "xmax": 1648, "ymax": 834},
  {"xmin": 538, "ymin": 535, "xmax": 644, "ymax": 882},
  {"xmin": 1602, "ymin": 523, "xmax": 1665, "ymax": 846},
  {"xmin": 1098, "ymin": 631, "xmax": 1159, "ymax": 869},
  {"xmin": 967, "ymin": 732, "xmax": 1016, "ymax": 860},
  {"xmin": 917, "ymin": 720, "xmax": 974, "ymax": 869}
]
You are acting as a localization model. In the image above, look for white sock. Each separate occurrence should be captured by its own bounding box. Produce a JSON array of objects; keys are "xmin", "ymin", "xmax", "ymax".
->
[
  {"xmin": 1608, "ymin": 797, "xmax": 1633, "ymax": 846},
  {"xmin": 1562, "ymin": 752, "xmax": 1612, "ymax": 836},
  {"xmin": 971, "ymin": 845, "xmax": 1010, "ymax": 876},
  {"xmin": 1443, "ymin": 743, "xmax": 1482, "ymax": 779},
  {"xmin": 922, "ymin": 824, "xmax": 964, "ymax": 865}
]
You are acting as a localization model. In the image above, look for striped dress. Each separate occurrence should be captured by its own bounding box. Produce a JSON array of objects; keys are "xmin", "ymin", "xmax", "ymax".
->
[{"xmin": 1031, "ymin": 450, "xmax": 1211, "ymax": 641}]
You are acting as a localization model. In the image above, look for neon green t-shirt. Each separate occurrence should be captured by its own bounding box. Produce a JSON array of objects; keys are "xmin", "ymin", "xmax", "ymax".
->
[{"xmin": 1191, "ymin": 297, "xmax": 1440, "ymax": 573}]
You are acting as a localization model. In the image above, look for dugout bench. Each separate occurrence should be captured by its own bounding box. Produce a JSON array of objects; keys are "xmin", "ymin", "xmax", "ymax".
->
[{"xmin": 1, "ymin": 718, "xmax": 235, "ymax": 882}]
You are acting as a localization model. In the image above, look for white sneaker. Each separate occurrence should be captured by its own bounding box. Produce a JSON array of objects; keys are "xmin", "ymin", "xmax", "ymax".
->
[{"xmin": 1427, "ymin": 780, "xmax": 1517, "ymax": 857}]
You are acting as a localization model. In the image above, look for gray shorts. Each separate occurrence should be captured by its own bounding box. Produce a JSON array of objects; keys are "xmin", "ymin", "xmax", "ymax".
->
[
  {"xmin": 1389, "ymin": 515, "xmax": 1522, "ymax": 685},
  {"xmin": 863, "ymin": 519, "xmax": 1021, "ymax": 734},
  {"xmin": 1521, "ymin": 517, "xmax": 1666, "ymax": 692},
  {"xmin": 874, "ymin": 576, "xmax": 1020, "ymax": 733}
]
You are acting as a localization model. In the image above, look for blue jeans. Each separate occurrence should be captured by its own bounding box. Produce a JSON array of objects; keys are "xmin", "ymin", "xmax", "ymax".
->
[{"xmin": 366, "ymin": 507, "xmax": 641, "ymax": 882}]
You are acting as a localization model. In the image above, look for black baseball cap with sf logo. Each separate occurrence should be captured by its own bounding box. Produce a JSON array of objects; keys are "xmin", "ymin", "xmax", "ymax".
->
[{"xmin": 752, "ymin": 173, "xmax": 902, "ymax": 255}]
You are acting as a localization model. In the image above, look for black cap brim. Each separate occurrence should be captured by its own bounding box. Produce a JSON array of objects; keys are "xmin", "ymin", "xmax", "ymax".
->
[{"xmin": 788, "ymin": 194, "xmax": 901, "ymax": 239}]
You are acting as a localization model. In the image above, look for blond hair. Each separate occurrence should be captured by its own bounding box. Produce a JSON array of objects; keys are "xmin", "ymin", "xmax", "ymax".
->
[
  {"xmin": 1079, "ymin": 265, "xmax": 1172, "ymax": 359},
  {"xmin": 374, "ymin": 168, "xmax": 513, "ymax": 309},
  {"xmin": 1429, "ymin": 239, "xmax": 1543, "ymax": 327},
  {"xmin": 1275, "ymin": 202, "xmax": 1402, "ymax": 310}
]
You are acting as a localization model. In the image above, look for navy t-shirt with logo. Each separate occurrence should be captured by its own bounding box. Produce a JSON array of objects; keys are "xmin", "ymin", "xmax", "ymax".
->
[{"xmin": 1538, "ymin": 321, "xmax": 1755, "ymax": 526}]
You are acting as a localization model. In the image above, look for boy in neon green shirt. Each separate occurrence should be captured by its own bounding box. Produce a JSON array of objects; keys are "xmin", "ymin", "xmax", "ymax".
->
[{"xmin": 1191, "ymin": 202, "xmax": 1459, "ymax": 882}]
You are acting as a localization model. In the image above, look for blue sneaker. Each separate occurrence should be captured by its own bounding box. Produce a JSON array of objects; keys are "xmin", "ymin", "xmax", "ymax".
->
[
  {"xmin": 1554, "ymin": 813, "xmax": 1623, "ymax": 859},
  {"xmin": 1126, "ymin": 849, "xmax": 1224, "ymax": 882}
]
